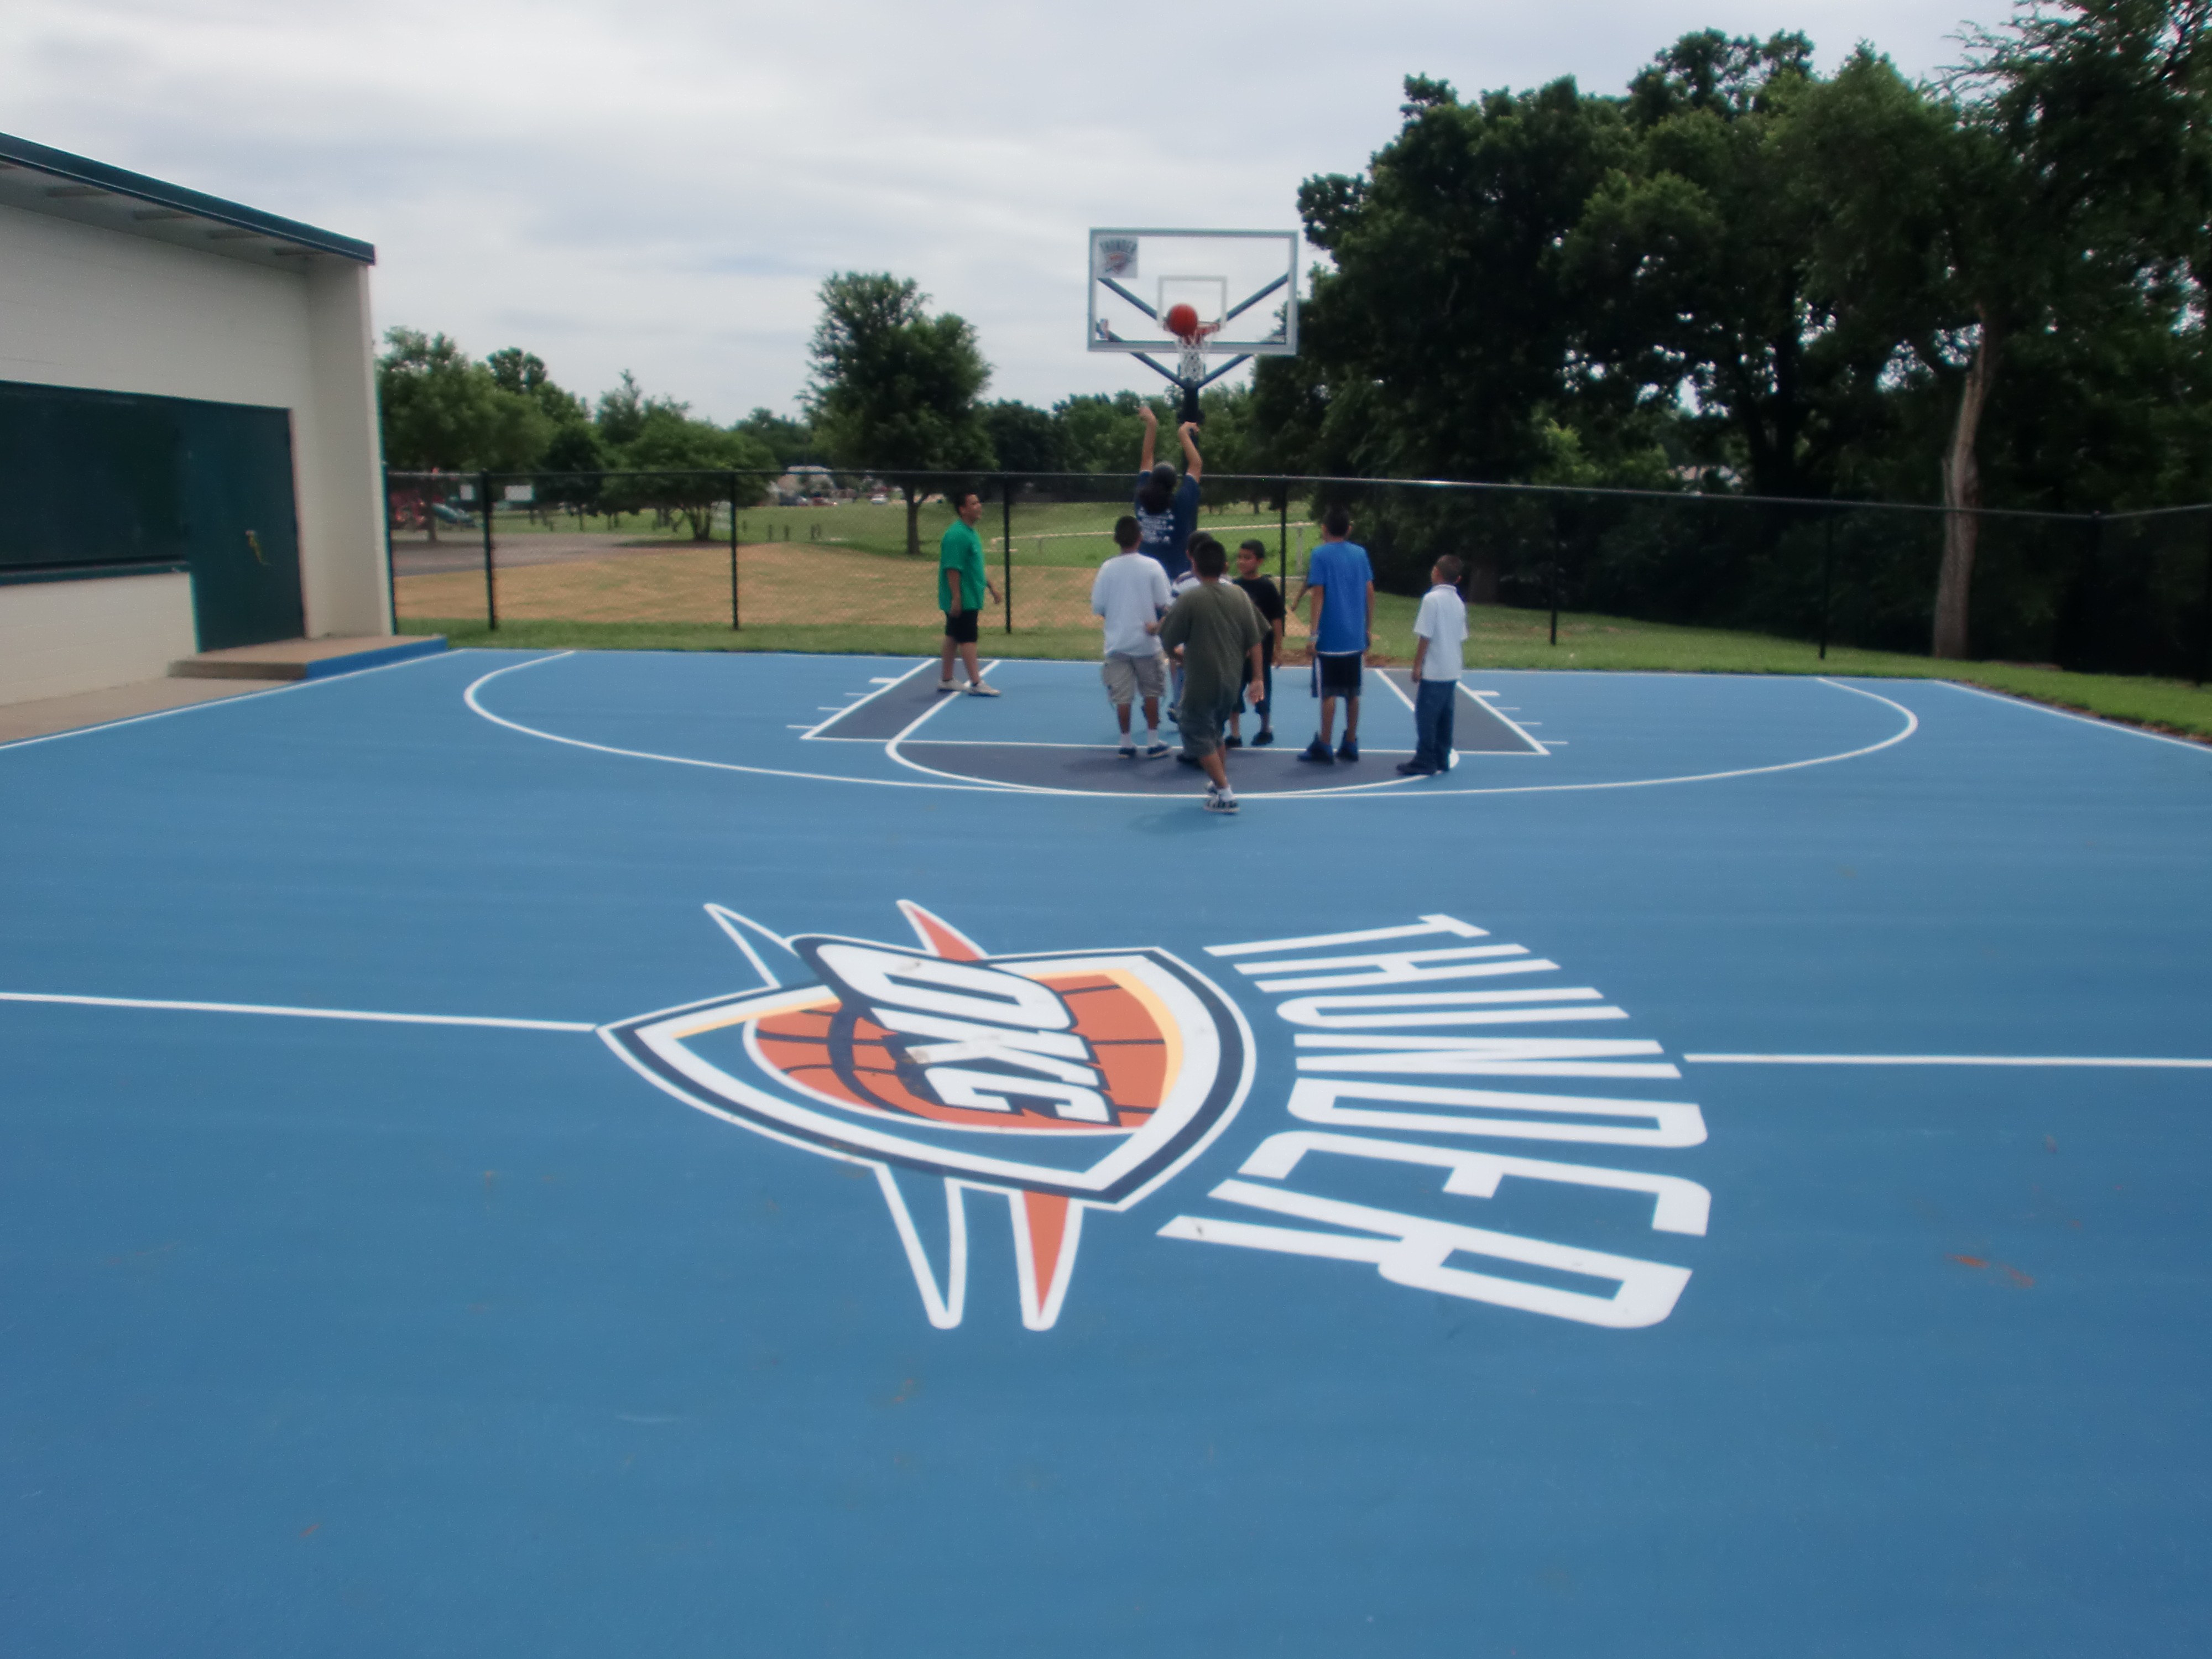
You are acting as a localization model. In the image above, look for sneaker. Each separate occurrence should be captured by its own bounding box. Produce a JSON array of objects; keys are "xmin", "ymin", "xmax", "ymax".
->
[
  {"xmin": 1144, "ymin": 740, "xmax": 1168, "ymax": 758},
  {"xmin": 936, "ymin": 679, "xmax": 958, "ymax": 694},
  {"xmin": 1166, "ymin": 703, "xmax": 1180, "ymax": 723},
  {"xmin": 1175, "ymin": 751, "xmax": 1203, "ymax": 768},
  {"xmin": 1295, "ymin": 738, "xmax": 1334, "ymax": 765},
  {"xmin": 1224, "ymin": 735, "xmax": 1243, "ymax": 749},
  {"xmin": 1252, "ymin": 728, "xmax": 1275, "ymax": 747},
  {"xmin": 1204, "ymin": 787, "xmax": 1239, "ymax": 815},
  {"xmin": 965, "ymin": 681, "xmax": 1000, "ymax": 697},
  {"xmin": 1118, "ymin": 743, "xmax": 1136, "ymax": 759},
  {"xmin": 1337, "ymin": 737, "xmax": 1359, "ymax": 762},
  {"xmin": 1395, "ymin": 759, "xmax": 1437, "ymax": 776}
]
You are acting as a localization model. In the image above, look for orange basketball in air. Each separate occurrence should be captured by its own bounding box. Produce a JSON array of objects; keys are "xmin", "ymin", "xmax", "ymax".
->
[{"xmin": 1163, "ymin": 302, "xmax": 1200, "ymax": 340}]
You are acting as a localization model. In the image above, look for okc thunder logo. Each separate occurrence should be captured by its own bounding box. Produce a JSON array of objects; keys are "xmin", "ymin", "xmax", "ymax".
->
[{"xmin": 604, "ymin": 901, "xmax": 1254, "ymax": 1329}]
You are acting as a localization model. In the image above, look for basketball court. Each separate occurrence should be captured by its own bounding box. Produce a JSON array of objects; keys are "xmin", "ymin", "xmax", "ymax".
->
[{"xmin": 4, "ymin": 646, "xmax": 2209, "ymax": 1655}]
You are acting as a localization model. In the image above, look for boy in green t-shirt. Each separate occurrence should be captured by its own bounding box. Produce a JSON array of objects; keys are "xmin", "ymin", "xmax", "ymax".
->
[
  {"xmin": 1158, "ymin": 533, "xmax": 1266, "ymax": 814},
  {"xmin": 936, "ymin": 491, "xmax": 1000, "ymax": 695}
]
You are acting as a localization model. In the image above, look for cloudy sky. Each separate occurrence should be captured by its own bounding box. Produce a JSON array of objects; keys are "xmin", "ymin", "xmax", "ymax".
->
[{"xmin": 3, "ymin": 1, "xmax": 2011, "ymax": 421}]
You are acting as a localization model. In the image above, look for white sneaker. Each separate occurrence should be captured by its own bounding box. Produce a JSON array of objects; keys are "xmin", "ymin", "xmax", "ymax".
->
[
  {"xmin": 966, "ymin": 681, "xmax": 1000, "ymax": 697},
  {"xmin": 1203, "ymin": 786, "xmax": 1239, "ymax": 815},
  {"xmin": 936, "ymin": 679, "xmax": 957, "ymax": 694}
]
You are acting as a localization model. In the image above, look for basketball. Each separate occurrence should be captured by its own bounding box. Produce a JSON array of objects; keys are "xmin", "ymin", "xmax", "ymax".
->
[{"xmin": 1164, "ymin": 301, "xmax": 1200, "ymax": 339}]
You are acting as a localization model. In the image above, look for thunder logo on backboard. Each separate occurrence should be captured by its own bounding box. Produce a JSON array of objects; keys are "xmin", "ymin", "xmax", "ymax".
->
[{"xmin": 603, "ymin": 901, "xmax": 1253, "ymax": 1330}]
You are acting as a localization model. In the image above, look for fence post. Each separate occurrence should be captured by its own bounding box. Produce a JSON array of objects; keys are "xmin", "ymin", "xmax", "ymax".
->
[
  {"xmin": 1001, "ymin": 476, "xmax": 1014, "ymax": 634},
  {"xmin": 381, "ymin": 465, "xmax": 398, "ymax": 634},
  {"xmin": 1547, "ymin": 557, "xmax": 1559, "ymax": 647},
  {"xmin": 2198, "ymin": 508, "xmax": 2212, "ymax": 686},
  {"xmin": 1818, "ymin": 512, "xmax": 1834, "ymax": 661},
  {"xmin": 479, "ymin": 470, "xmax": 498, "ymax": 632},
  {"xmin": 728, "ymin": 472, "xmax": 741, "ymax": 630}
]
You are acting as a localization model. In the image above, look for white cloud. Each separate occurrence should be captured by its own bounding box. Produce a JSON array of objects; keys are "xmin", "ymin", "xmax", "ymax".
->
[{"xmin": 1, "ymin": 0, "xmax": 2010, "ymax": 419}]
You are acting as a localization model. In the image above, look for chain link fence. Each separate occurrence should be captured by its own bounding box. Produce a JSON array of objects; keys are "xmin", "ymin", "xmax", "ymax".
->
[{"xmin": 385, "ymin": 468, "xmax": 2212, "ymax": 680}]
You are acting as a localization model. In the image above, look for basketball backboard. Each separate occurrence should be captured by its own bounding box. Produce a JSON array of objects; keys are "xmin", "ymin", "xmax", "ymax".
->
[{"xmin": 1086, "ymin": 228, "xmax": 1300, "ymax": 361}]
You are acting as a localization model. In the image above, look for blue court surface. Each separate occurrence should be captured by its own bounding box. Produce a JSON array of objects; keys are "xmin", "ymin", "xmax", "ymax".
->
[{"xmin": 4, "ymin": 648, "xmax": 2209, "ymax": 1657}]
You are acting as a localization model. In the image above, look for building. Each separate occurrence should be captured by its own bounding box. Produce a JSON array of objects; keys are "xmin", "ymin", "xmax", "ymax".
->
[{"xmin": 0, "ymin": 132, "xmax": 387, "ymax": 704}]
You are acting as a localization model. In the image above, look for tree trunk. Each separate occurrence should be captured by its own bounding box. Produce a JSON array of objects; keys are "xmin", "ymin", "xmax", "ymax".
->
[
  {"xmin": 905, "ymin": 487, "xmax": 921, "ymax": 559},
  {"xmin": 1933, "ymin": 316, "xmax": 2001, "ymax": 660}
]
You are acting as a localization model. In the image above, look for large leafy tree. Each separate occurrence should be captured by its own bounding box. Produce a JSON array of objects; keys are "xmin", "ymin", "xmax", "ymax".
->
[
  {"xmin": 1281, "ymin": 74, "xmax": 1634, "ymax": 481},
  {"xmin": 805, "ymin": 273, "xmax": 993, "ymax": 555},
  {"xmin": 1794, "ymin": 3, "xmax": 2212, "ymax": 654},
  {"xmin": 735, "ymin": 408, "xmax": 817, "ymax": 467},
  {"xmin": 1051, "ymin": 391, "xmax": 1170, "ymax": 475},
  {"xmin": 1564, "ymin": 32, "xmax": 1903, "ymax": 500},
  {"xmin": 983, "ymin": 400, "xmax": 1066, "ymax": 474},
  {"xmin": 377, "ymin": 328, "xmax": 551, "ymax": 474},
  {"xmin": 604, "ymin": 408, "xmax": 776, "ymax": 539},
  {"xmin": 486, "ymin": 348, "xmax": 589, "ymax": 426}
]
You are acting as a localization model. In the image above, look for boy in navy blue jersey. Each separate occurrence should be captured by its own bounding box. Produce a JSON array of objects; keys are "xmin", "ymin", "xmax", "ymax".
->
[{"xmin": 1133, "ymin": 404, "xmax": 1202, "ymax": 583}]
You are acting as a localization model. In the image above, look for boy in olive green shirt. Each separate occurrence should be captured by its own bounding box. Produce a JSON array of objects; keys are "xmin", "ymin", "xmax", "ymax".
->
[
  {"xmin": 1158, "ymin": 533, "xmax": 1265, "ymax": 813},
  {"xmin": 937, "ymin": 491, "xmax": 1000, "ymax": 695}
]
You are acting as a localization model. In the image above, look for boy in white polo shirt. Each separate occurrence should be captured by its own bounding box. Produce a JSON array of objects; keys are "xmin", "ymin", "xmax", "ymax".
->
[
  {"xmin": 1397, "ymin": 554, "xmax": 1468, "ymax": 777},
  {"xmin": 1090, "ymin": 514, "xmax": 1172, "ymax": 757}
]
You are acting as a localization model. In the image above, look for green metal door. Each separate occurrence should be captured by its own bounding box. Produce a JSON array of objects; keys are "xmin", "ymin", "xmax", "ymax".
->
[{"xmin": 180, "ymin": 402, "xmax": 304, "ymax": 650}]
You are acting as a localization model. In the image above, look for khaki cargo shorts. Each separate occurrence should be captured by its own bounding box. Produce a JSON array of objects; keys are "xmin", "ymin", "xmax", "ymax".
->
[{"xmin": 1100, "ymin": 651, "xmax": 1167, "ymax": 706}]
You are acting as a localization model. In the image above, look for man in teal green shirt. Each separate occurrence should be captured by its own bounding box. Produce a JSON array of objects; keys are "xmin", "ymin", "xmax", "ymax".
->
[{"xmin": 937, "ymin": 491, "xmax": 1000, "ymax": 695}]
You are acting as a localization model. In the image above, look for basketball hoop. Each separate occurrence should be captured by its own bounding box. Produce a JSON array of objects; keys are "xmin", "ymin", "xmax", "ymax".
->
[{"xmin": 1172, "ymin": 317, "xmax": 1221, "ymax": 393}]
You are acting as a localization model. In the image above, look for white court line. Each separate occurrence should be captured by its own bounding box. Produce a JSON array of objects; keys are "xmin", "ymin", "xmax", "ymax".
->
[
  {"xmin": 466, "ymin": 656, "xmax": 1924, "ymax": 801},
  {"xmin": 0, "ymin": 989, "xmax": 595, "ymax": 1032},
  {"xmin": 1462, "ymin": 685, "xmax": 1550, "ymax": 754},
  {"xmin": 463, "ymin": 655, "xmax": 1022, "ymax": 795},
  {"xmin": 1685, "ymin": 1052, "xmax": 2212, "ymax": 1069},
  {"xmin": 799, "ymin": 659, "xmax": 935, "ymax": 738},
  {"xmin": 0, "ymin": 645, "xmax": 460, "ymax": 755},
  {"xmin": 1939, "ymin": 679, "xmax": 2212, "ymax": 756}
]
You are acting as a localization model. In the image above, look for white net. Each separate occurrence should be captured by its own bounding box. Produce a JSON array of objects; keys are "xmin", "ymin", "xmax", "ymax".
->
[{"xmin": 1175, "ymin": 321, "xmax": 1220, "ymax": 387}]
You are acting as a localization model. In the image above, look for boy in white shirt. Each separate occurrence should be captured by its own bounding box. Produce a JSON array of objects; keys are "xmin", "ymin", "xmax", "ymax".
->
[
  {"xmin": 1397, "ymin": 554, "xmax": 1468, "ymax": 777},
  {"xmin": 1090, "ymin": 515, "xmax": 1172, "ymax": 757}
]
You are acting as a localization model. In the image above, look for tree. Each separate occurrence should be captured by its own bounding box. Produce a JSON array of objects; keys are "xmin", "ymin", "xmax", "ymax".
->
[
  {"xmin": 605, "ymin": 409, "xmax": 776, "ymax": 539},
  {"xmin": 1562, "ymin": 33, "xmax": 1907, "ymax": 501},
  {"xmin": 1052, "ymin": 390, "xmax": 1170, "ymax": 474},
  {"xmin": 596, "ymin": 371, "xmax": 650, "ymax": 448},
  {"xmin": 377, "ymin": 328, "xmax": 555, "ymax": 540},
  {"xmin": 538, "ymin": 421, "xmax": 607, "ymax": 515},
  {"xmin": 736, "ymin": 408, "xmax": 817, "ymax": 468},
  {"xmin": 984, "ymin": 399, "xmax": 1066, "ymax": 474},
  {"xmin": 488, "ymin": 348, "xmax": 589, "ymax": 426},
  {"xmin": 1277, "ymin": 74, "xmax": 1635, "ymax": 481},
  {"xmin": 805, "ymin": 273, "xmax": 993, "ymax": 555},
  {"xmin": 378, "ymin": 328, "xmax": 552, "ymax": 474}
]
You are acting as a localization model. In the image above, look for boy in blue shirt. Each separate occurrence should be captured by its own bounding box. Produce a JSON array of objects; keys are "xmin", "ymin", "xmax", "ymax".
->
[{"xmin": 1293, "ymin": 505, "xmax": 1374, "ymax": 765}]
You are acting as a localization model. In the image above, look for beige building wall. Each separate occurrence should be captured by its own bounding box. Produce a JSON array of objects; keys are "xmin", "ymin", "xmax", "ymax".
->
[{"xmin": 0, "ymin": 198, "xmax": 386, "ymax": 686}]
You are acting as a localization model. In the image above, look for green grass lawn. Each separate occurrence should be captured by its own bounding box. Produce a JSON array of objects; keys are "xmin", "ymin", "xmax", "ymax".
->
[{"xmin": 404, "ymin": 593, "xmax": 2212, "ymax": 743}]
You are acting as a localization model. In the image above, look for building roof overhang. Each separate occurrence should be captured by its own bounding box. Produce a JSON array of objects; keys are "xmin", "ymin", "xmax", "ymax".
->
[{"xmin": 0, "ymin": 132, "xmax": 375, "ymax": 269}]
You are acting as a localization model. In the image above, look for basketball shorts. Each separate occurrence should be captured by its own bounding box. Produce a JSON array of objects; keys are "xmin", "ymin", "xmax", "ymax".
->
[
  {"xmin": 943, "ymin": 609, "xmax": 980, "ymax": 644},
  {"xmin": 1175, "ymin": 690, "xmax": 1239, "ymax": 758},
  {"xmin": 1314, "ymin": 651, "xmax": 1362, "ymax": 698},
  {"xmin": 1100, "ymin": 651, "xmax": 1166, "ymax": 706}
]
